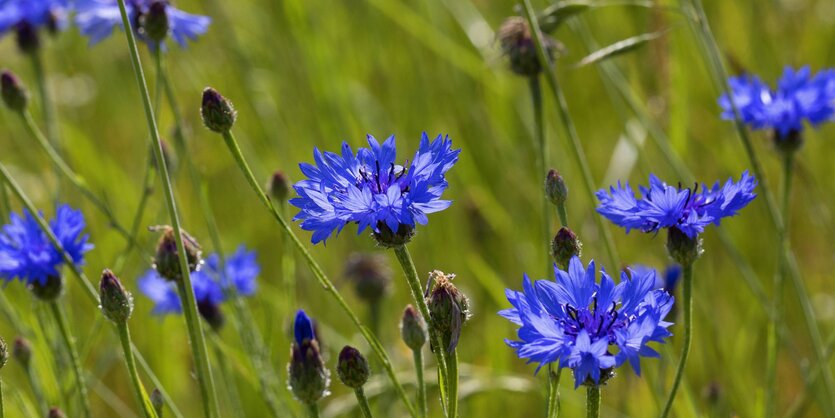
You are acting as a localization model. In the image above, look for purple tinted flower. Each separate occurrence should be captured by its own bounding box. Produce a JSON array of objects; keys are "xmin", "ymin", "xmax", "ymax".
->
[{"xmin": 0, "ymin": 0, "xmax": 69, "ymax": 36}]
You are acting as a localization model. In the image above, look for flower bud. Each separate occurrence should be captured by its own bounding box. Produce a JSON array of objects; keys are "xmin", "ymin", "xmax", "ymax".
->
[
  {"xmin": 400, "ymin": 305, "xmax": 427, "ymax": 351},
  {"xmin": 201, "ymin": 87, "xmax": 237, "ymax": 133},
  {"xmin": 1, "ymin": 70, "xmax": 29, "ymax": 112},
  {"xmin": 100, "ymin": 270, "xmax": 134, "ymax": 323},
  {"xmin": 142, "ymin": 1, "xmax": 169, "ymax": 43},
  {"xmin": 425, "ymin": 271, "xmax": 470, "ymax": 353},
  {"xmin": 48, "ymin": 407, "xmax": 66, "ymax": 418},
  {"xmin": 288, "ymin": 311, "xmax": 330, "ymax": 404},
  {"xmin": 666, "ymin": 227, "xmax": 702, "ymax": 266},
  {"xmin": 30, "ymin": 275, "xmax": 64, "ymax": 301},
  {"xmin": 13, "ymin": 337, "xmax": 32, "ymax": 367},
  {"xmin": 197, "ymin": 300, "xmax": 225, "ymax": 331},
  {"xmin": 371, "ymin": 222, "xmax": 414, "ymax": 248},
  {"xmin": 344, "ymin": 253, "xmax": 391, "ymax": 305},
  {"xmin": 773, "ymin": 129, "xmax": 803, "ymax": 156},
  {"xmin": 153, "ymin": 226, "xmax": 202, "ymax": 282},
  {"xmin": 497, "ymin": 17, "xmax": 560, "ymax": 77},
  {"xmin": 15, "ymin": 22, "xmax": 40, "ymax": 54},
  {"xmin": 551, "ymin": 227, "xmax": 582, "ymax": 270},
  {"xmin": 337, "ymin": 346, "xmax": 370, "ymax": 389},
  {"xmin": 268, "ymin": 170, "xmax": 291, "ymax": 202},
  {"xmin": 545, "ymin": 169, "xmax": 568, "ymax": 207},
  {"xmin": 151, "ymin": 388, "xmax": 165, "ymax": 417},
  {"xmin": 0, "ymin": 336, "xmax": 8, "ymax": 370}
]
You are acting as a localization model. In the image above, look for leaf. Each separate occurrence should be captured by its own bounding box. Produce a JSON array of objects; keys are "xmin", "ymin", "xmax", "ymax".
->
[
  {"xmin": 538, "ymin": 1, "xmax": 593, "ymax": 32},
  {"xmin": 574, "ymin": 29, "xmax": 670, "ymax": 68}
]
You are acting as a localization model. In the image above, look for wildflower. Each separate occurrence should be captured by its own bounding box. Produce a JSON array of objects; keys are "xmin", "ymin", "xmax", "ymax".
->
[
  {"xmin": 719, "ymin": 66, "xmax": 835, "ymax": 151},
  {"xmin": 426, "ymin": 270, "xmax": 470, "ymax": 353},
  {"xmin": 500, "ymin": 256, "xmax": 674, "ymax": 387},
  {"xmin": 75, "ymin": 0, "xmax": 210, "ymax": 48},
  {"xmin": 337, "ymin": 346, "xmax": 370, "ymax": 389},
  {"xmin": 0, "ymin": 205, "xmax": 92, "ymax": 297},
  {"xmin": 291, "ymin": 133, "xmax": 460, "ymax": 246},
  {"xmin": 288, "ymin": 310, "xmax": 330, "ymax": 404},
  {"xmin": 268, "ymin": 170, "xmax": 291, "ymax": 202},
  {"xmin": 628, "ymin": 264, "xmax": 681, "ymax": 293},
  {"xmin": 0, "ymin": 0, "xmax": 69, "ymax": 53}
]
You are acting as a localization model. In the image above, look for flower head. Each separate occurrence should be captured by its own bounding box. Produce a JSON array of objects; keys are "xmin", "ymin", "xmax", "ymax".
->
[
  {"xmin": 0, "ymin": 204, "xmax": 92, "ymax": 287},
  {"xmin": 719, "ymin": 66, "xmax": 835, "ymax": 137},
  {"xmin": 596, "ymin": 171, "xmax": 757, "ymax": 239},
  {"xmin": 288, "ymin": 309, "xmax": 330, "ymax": 404},
  {"xmin": 0, "ymin": 0, "xmax": 69, "ymax": 38},
  {"xmin": 291, "ymin": 133, "xmax": 460, "ymax": 245},
  {"xmin": 75, "ymin": 0, "xmax": 210, "ymax": 48},
  {"xmin": 500, "ymin": 256, "xmax": 674, "ymax": 388}
]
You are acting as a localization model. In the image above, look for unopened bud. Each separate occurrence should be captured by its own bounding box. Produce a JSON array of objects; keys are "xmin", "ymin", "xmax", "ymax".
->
[
  {"xmin": 48, "ymin": 407, "xmax": 66, "ymax": 418},
  {"xmin": 151, "ymin": 388, "xmax": 165, "ymax": 417},
  {"xmin": 345, "ymin": 253, "xmax": 391, "ymax": 305},
  {"xmin": 13, "ymin": 337, "xmax": 32, "ymax": 367},
  {"xmin": 288, "ymin": 311, "xmax": 330, "ymax": 404},
  {"xmin": 201, "ymin": 87, "xmax": 237, "ymax": 133},
  {"xmin": 337, "ymin": 346, "xmax": 370, "ymax": 389},
  {"xmin": 100, "ymin": 270, "xmax": 134, "ymax": 323},
  {"xmin": 29, "ymin": 275, "xmax": 64, "ymax": 301},
  {"xmin": 400, "ymin": 305, "xmax": 427, "ymax": 351},
  {"xmin": 666, "ymin": 227, "xmax": 702, "ymax": 266},
  {"xmin": 153, "ymin": 226, "xmax": 202, "ymax": 282},
  {"xmin": 497, "ymin": 17, "xmax": 560, "ymax": 77},
  {"xmin": 1, "ymin": 70, "xmax": 29, "ymax": 112},
  {"xmin": 371, "ymin": 223, "xmax": 414, "ymax": 248},
  {"xmin": 268, "ymin": 170, "xmax": 291, "ymax": 202},
  {"xmin": 773, "ymin": 129, "xmax": 803, "ymax": 156},
  {"xmin": 0, "ymin": 336, "xmax": 7, "ymax": 370},
  {"xmin": 426, "ymin": 271, "xmax": 470, "ymax": 353},
  {"xmin": 551, "ymin": 227, "xmax": 582, "ymax": 270},
  {"xmin": 545, "ymin": 169, "xmax": 568, "ymax": 207},
  {"xmin": 142, "ymin": 1, "xmax": 169, "ymax": 43},
  {"xmin": 15, "ymin": 22, "xmax": 40, "ymax": 54},
  {"xmin": 197, "ymin": 300, "xmax": 225, "ymax": 331}
]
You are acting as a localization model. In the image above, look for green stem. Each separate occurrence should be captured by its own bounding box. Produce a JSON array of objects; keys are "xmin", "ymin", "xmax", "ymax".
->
[
  {"xmin": 211, "ymin": 338, "xmax": 244, "ymax": 418},
  {"xmin": 280, "ymin": 201, "xmax": 297, "ymax": 312},
  {"xmin": 413, "ymin": 349, "xmax": 427, "ymax": 418},
  {"xmin": 0, "ymin": 377, "xmax": 5, "ymax": 418},
  {"xmin": 354, "ymin": 388, "xmax": 373, "ymax": 418},
  {"xmin": 392, "ymin": 245, "xmax": 449, "ymax": 411},
  {"xmin": 218, "ymin": 129, "xmax": 416, "ymax": 418},
  {"xmin": 784, "ymin": 331, "xmax": 835, "ymax": 418},
  {"xmin": 660, "ymin": 263, "xmax": 693, "ymax": 418},
  {"xmin": 30, "ymin": 50, "xmax": 58, "ymax": 146},
  {"xmin": 586, "ymin": 386, "xmax": 600, "ymax": 418},
  {"xmin": 117, "ymin": 323, "xmax": 158, "ymax": 418},
  {"xmin": 23, "ymin": 361, "xmax": 49, "ymax": 415},
  {"xmin": 446, "ymin": 350, "xmax": 459, "ymax": 418},
  {"xmin": 112, "ymin": 151, "xmax": 157, "ymax": 272},
  {"xmin": 547, "ymin": 365, "xmax": 562, "ymax": 418},
  {"xmin": 306, "ymin": 403, "xmax": 320, "ymax": 418},
  {"xmin": 49, "ymin": 302, "xmax": 91, "ymax": 418},
  {"xmin": 520, "ymin": 0, "xmax": 620, "ymax": 270},
  {"xmin": 529, "ymin": 75, "xmax": 551, "ymax": 266},
  {"xmin": 114, "ymin": 1, "xmax": 221, "ymax": 416},
  {"xmin": 556, "ymin": 204, "xmax": 568, "ymax": 228}
]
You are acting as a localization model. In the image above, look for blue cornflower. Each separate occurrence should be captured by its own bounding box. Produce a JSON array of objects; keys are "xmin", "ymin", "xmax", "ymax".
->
[
  {"xmin": 596, "ymin": 171, "xmax": 757, "ymax": 240},
  {"xmin": 74, "ymin": 0, "xmax": 210, "ymax": 47},
  {"xmin": 0, "ymin": 0, "xmax": 69, "ymax": 37},
  {"xmin": 291, "ymin": 133, "xmax": 460, "ymax": 245},
  {"xmin": 629, "ymin": 264, "xmax": 681, "ymax": 292},
  {"xmin": 500, "ymin": 256, "xmax": 674, "ymax": 388},
  {"xmin": 0, "ymin": 204, "xmax": 92, "ymax": 287},
  {"xmin": 719, "ymin": 66, "xmax": 835, "ymax": 137}
]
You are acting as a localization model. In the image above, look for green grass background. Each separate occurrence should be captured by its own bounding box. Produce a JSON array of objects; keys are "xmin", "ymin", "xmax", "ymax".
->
[{"xmin": 2, "ymin": 0, "xmax": 835, "ymax": 416}]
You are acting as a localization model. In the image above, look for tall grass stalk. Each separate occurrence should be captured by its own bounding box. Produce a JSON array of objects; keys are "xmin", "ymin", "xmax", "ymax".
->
[
  {"xmin": 116, "ymin": 323, "xmax": 158, "ymax": 418},
  {"xmin": 413, "ymin": 348, "xmax": 427, "ymax": 418},
  {"xmin": 29, "ymin": 51, "xmax": 57, "ymax": 147},
  {"xmin": 48, "ymin": 302, "xmax": 91, "ymax": 418}
]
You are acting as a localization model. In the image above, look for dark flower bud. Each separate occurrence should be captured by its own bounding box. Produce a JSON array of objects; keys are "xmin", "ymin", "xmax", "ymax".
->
[
  {"xmin": 1, "ymin": 70, "xmax": 29, "ymax": 112},
  {"xmin": 99, "ymin": 270, "xmax": 134, "ymax": 323},
  {"xmin": 48, "ymin": 407, "xmax": 66, "ymax": 418},
  {"xmin": 197, "ymin": 300, "xmax": 225, "ymax": 331},
  {"xmin": 151, "ymin": 388, "xmax": 165, "ymax": 417},
  {"xmin": 497, "ymin": 16, "xmax": 561, "ymax": 77},
  {"xmin": 551, "ymin": 227, "xmax": 582, "ymax": 270},
  {"xmin": 30, "ymin": 275, "xmax": 64, "ymax": 301},
  {"xmin": 201, "ymin": 87, "xmax": 237, "ymax": 133},
  {"xmin": 46, "ymin": 11, "xmax": 60, "ymax": 35},
  {"xmin": 13, "ymin": 337, "xmax": 32, "ymax": 368},
  {"xmin": 400, "ymin": 305, "xmax": 427, "ymax": 351},
  {"xmin": 15, "ymin": 22, "xmax": 40, "ymax": 54},
  {"xmin": 371, "ymin": 222, "xmax": 414, "ymax": 248},
  {"xmin": 268, "ymin": 170, "xmax": 291, "ymax": 202},
  {"xmin": 141, "ymin": 1, "xmax": 170, "ymax": 43},
  {"xmin": 773, "ymin": 129, "xmax": 803, "ymax": 156},
  {"xmin": 0, "ymin": 336, "xmax": 7, "ymax": 370},
  {"xmin": 425, "ymin": 271, "xmax": 470, "ymax": 353},
  {"xmin": 344, "ymin": 253, "xmax": 391, "ymax": 305},
  {"xmin": 545, "ymin": 169, "xmax": 568, "ymax": 207},
  {"xmin": 666, "ymin": 227, "xmax": 702, "ymax": 266},
  {"xmin": 287, "ymin": 340, "xmax": 330, "ymax": 404},
  {"xmin": 337, "ymin": 346, "xmax": 370, "ymax": 389},
  {"xmin": 153, "ymin": 226, "xmax": 202, "ymax": 282}
]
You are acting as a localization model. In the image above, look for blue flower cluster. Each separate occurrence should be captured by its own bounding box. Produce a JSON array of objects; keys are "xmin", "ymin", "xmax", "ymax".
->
[
  {"xmin": 74, "ymin": 0, "xmax": 210, "ymax": 47},
  {"xmin": 0, "ymin": 204, "xmax": 92, "ymax": 286},
  {"xmin": 139, "ymin": 245, "xmax": 259, "ymax": 315},
  {"xmin": 719, "ymin": 66, "xmax": 835, "ymax": 136},
  {"xmin": 0, "ymin": 0, "xmax": 69, "ymax": 36},
  {"xmin": 500, "ymin": 256, "xmax": 674, "ymax": 387},
  {"xmin": 596, "ymin": 171, "xmax": 758, "ymax": 239},
  {"xmin": 291, "ymin": 133, "xmax": 460, "ymax": 244}
]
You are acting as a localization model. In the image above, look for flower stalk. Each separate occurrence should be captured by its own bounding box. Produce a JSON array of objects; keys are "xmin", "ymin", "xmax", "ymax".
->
[
  {"xmin": 660, "ymin": 262, "xmax": 693, "ymax": 418},
  {"xmin": 586, "ymin": 386, "xmax": 600, "ymax": 418},
  {"xmin": 48, "ymin": 301, "xmax": 91, "ymax": 418}
]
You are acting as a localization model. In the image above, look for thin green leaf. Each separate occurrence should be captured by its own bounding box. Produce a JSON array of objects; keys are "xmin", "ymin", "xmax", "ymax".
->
[
  {"xmin": 538, "ymin": 1, "xmax": 592, "ymax": 32},
  {"xmin": 574, "ymin": 29, "xmax": 669, "ymax": 68}
]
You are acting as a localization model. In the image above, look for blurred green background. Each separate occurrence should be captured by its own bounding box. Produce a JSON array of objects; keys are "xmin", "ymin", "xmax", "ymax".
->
[{"xmin": 2, "ymin": 0, "xmax": 835, "ymax": 416}]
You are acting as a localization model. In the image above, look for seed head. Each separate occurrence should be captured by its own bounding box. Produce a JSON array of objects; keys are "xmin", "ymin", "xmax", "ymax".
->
[
  {"xmin": 201, "ymin": 87, "xmax": 237, "ymax": 133},
  {"xmin": 337, "ymin": 346, "xmax": 370, "ymax": 389},
  {"xmin": 100, "ymin": 270, "xmax": 134, "ymax": 323}
]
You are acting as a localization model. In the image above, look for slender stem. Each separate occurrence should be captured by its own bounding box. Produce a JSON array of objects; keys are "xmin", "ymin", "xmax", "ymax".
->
[
  {"xmin": 547, "ymin": 365, "xmax": 562, "ymax": 418},
  {"xmin": 280, "ymin": 201, "xmax": 297, "ymax": 312},
  {"xmin": 306, "ymin": 403, "xmax": 320, "ymax": 418},
  {"xmin": 218, "ymin": 129, "xmax": 416, "ymax": 417},
  {"xmin": 660, "ymin": 263, "xmax": 693, "ymax": 418},
  {"xmin": 30, "ymin": 51, "xmax": 58, "ymax": 146},
  {"xmin": 413, "ymin": 349, "xmax": 427, "ymax": 418},
  {"xmin": 586, "ymin": 386, "xmax": 600, "ymax": 418},
  {"xmin": 785, "ymin": 331, "xmax": 835, "ymax": 418},
  {"xmin": 520, "ymin": 0, "xmax": 620, "ymax": 270},
  {"xmin": 354, "ymin": 388, "xmax": 373, "ymax": 418},
  {"xmin": 0, "ymin": 377, "xmax": 5, "ymax": 418},
  {"xmin": 23, "ymin": 361, "xmax": 49, "ymax": 415},
  {"xmin": 556, "ymin": 205, "xmax": 568, "ymax": 228},
  {"xmin": 211, "ymin": 339, "xmax": 244, "ymax": 418},
  {"xmin": 112, "ymin": 152, "xmax": 157, "ymax": 272},
  {"xmin": 392, "ymin": 245, "xmax": 449, "ymax": 409},
  {"xmin": 529, "ymin": 76, "xmax": 551, "ymax": 267},
  {"xmin": 49, "ymin": 302, "xmax": 91, "ymax": 418},
  {"xmin": 446, "ymin": 350, "xmax": 459, "ymax": 418},
  {"xmin": 117, "ymin": 323, "xmax": 158, "ymax": 418},
  {"xmin": 114, "ymin": 1, "xmax": 220, "ymax": 416}
]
